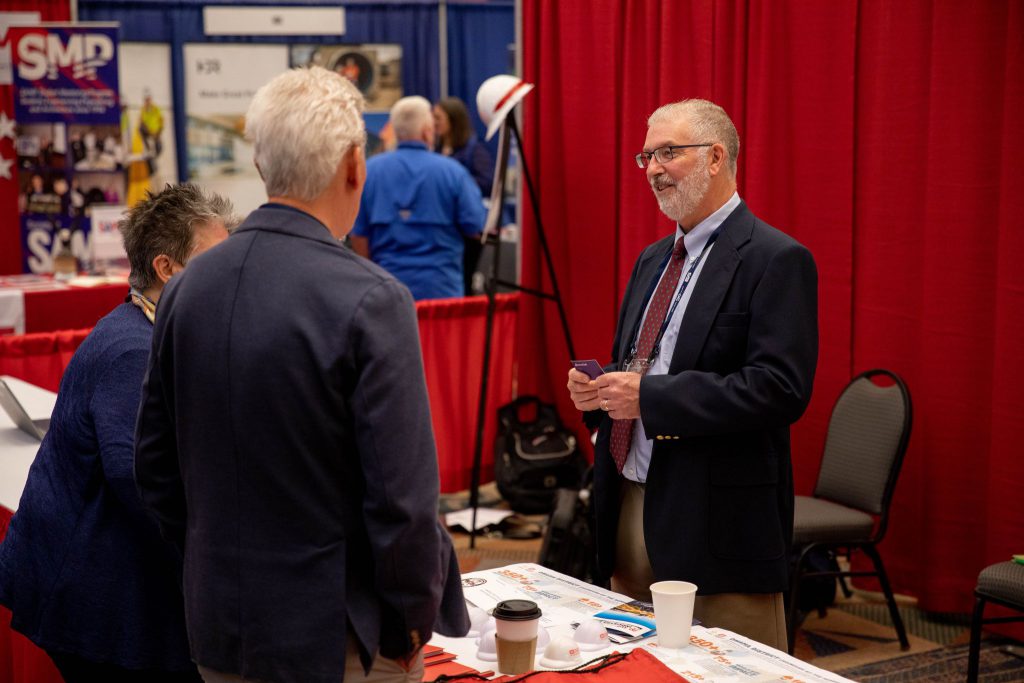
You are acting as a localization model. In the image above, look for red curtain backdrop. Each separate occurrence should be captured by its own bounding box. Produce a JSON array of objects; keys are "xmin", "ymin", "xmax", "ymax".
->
[
  {"xmin": 520, "ymin": 0, "xmax": 1024, "ymax": 615},
  {"xmin": 0, "ymin": 0, "xmax": 71, "ymax": 277}
]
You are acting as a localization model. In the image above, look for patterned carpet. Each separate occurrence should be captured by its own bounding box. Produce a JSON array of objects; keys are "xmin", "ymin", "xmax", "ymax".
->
[
  {"xmin": 836, "ymin": 640, "xmax": 1024, "ymax": 682},
  {"xmin": 793, "ymin": 598, "xmax": 1024, "ymax": 681}
]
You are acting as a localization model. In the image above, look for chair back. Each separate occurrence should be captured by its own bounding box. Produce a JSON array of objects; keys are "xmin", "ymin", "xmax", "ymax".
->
[{"xmin": 814, "ymin": 369, "xmax": 911, "ymax": 535}]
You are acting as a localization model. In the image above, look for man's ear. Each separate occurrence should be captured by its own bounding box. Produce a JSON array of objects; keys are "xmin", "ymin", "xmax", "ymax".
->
[
  {"xmin": 152, "ymin": 254, "xmax": 176, "ymax": 285},
  {"xmin": 346, "ymin": 146, "xmax": 365, "ymax": 191},
  {"xmin": 708, "ymin": 143, "xmax": 727, "ymax": 177}
]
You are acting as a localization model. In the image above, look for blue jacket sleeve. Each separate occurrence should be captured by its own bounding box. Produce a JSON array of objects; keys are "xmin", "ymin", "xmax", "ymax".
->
[{"xmin": 349, "ymin": 279, "xmax": 467, "ymax": 657}]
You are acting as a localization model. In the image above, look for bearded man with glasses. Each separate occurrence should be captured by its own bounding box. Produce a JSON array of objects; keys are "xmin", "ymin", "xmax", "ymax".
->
[{"xmin": 566, "ymin": 99, "xmax": 818, "ymax": 650}]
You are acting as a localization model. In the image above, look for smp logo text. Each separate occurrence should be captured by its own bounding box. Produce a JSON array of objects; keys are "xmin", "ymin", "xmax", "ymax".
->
[{"xmin": 16, "ymin": 32, "xmax": 115, "ymax": 81}]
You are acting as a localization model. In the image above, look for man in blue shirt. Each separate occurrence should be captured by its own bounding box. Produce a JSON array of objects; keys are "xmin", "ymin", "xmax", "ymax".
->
[{"xmin": 351, "ymin": 96, "xmax": 485, "ymax": 300}]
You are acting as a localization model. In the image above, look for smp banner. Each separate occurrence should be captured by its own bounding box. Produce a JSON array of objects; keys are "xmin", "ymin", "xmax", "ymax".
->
[
  {"xmin": 10, "ymin": 24, "xmax": 120, "ymax": 124},
  {"xmin": 10, "ymin": 23, "xmax": 125, "ymax": 273}
]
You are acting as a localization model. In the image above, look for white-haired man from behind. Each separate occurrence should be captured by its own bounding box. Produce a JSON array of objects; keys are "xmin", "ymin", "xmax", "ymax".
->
[
  {"xmin": 135, "ymin": 66, "xmax": 469, "ymax": 683},
  {"xmin": 349, "ymin": 95, "xmax": 484, "ymax": 301}
]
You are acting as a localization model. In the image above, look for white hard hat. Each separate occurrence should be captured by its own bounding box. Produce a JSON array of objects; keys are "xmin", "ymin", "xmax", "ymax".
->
[
  {"xmin": 573, "ymin": 618, "xmax": 610, "ymax": 651},
  {"xmin": 466, "ymin": 605, "xmax": 491, "ymax": 638},
  {"xmin": 535, "ymin": 626, "xmax": 551, "ymax": 654},
  {"xmin": 475, "ymin": 628, "xmax": 498, "ymax": 662},
  {"xmin": 476, "ymin": 74, "xmax": 535, "ymax": 141},
  {"xmin": 539, "ymin": 636, "xmax": 582, "ymax": 669}
]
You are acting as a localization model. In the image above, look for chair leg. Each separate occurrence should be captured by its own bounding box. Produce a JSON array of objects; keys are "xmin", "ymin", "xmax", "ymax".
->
[
  {"xmin": 786, "ymin": 546, "xmax": 812, "ymax": 655},
  {"xmin": 862, "ymin": 544, "xmax": 910, "ymax": 650},
  {"xmin": 967, "ymin": 594, "xmax": 986, "ymax": 683}
]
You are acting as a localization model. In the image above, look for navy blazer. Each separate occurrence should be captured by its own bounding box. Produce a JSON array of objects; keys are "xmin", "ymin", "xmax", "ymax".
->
[
  {"xmin": 135, "ymin": 205, "xmax": 468, "ymax": 683},
  {"xmin": 588, "ymin": 201, "xmax": 818, "ymax": 594}
]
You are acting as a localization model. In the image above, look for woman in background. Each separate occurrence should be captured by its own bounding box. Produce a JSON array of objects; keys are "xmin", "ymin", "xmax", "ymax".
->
[{"xmin": 434, "ymin": 96, "xmax": 493, "ymax": 294}]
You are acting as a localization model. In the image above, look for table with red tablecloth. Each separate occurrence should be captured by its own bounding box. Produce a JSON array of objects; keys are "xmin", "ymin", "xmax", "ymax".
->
[{"xmin": 0, "ymin": 276, "xmax": 129, "ymax": 337}]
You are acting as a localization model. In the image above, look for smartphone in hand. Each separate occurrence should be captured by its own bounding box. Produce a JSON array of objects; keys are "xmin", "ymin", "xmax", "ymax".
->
[{"xmin": 571, "ymin": 359, "xmax": 605, "ymax": 380}]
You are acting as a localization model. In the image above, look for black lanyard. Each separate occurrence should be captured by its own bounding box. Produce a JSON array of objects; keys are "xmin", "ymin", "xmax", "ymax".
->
[{"xmin": 626, "ymin": 228, "xmax": 721, "ymax": 366}]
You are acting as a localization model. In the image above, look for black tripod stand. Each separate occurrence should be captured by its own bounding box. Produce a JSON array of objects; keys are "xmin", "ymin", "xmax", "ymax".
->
[{"xmin": 467, "ymin": 108, "xmax": 576, "ymax": 547}]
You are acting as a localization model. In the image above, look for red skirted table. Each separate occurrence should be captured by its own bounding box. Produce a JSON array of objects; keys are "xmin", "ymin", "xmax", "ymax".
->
[
  {"xmin": 0, "ymin": 486, "xmax": 63, "ymax": 683},
  {"xmin": 416, "ymin": 293, "xmax": 519, "ymax": 492},
  {"xmin": 23, "ymin": 283, "xmax": 129, "ymax": 334},
  {"xmin": 0, "ymin": 276, "xmax": 129, "ymax": 337}
]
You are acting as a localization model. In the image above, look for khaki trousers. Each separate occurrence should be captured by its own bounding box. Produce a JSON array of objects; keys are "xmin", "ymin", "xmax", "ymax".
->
[
  {"xmin": 611, "ymin": 479, "xmax": 788, "ymax": 651},
  {"xmin": 198, "ymin": 640, "xmax": 424, "ymax": 683}
]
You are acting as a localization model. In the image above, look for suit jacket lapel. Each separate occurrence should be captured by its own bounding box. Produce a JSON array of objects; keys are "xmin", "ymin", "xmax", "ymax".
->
[
  {"xmin": 617, "ymin": 236, "xmax": 674, "ymax": 364},
  {"xmin": 669, "ymin": 201, "xmax": 754, "ymax": 374}
]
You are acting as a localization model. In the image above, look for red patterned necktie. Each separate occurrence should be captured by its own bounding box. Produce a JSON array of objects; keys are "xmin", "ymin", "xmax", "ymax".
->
[{"xmin": 609, "ymin": 237, "xmax": 688, "ymax": 473}]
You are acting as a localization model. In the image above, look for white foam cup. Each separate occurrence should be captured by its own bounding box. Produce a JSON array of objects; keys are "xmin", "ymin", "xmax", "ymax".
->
[
  {"xmin": 492, "ymin": 599, "xmax": 542, "ymax": 674},
  {"xmin": 650, "ymin": 580, "xmax": 698, "ymax": 648}
]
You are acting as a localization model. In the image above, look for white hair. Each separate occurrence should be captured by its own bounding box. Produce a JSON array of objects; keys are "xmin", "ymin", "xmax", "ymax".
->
[
  {"xmin": 648, "ymin": 99, "xmax": 740, "ymax": 176},
  {"xmin": 390, "ymin": 96, "xmax": 433, "ymax": 141},
  {"xmin": 245, "ymin": 66, "xmax": 366, "ymax": 202}
]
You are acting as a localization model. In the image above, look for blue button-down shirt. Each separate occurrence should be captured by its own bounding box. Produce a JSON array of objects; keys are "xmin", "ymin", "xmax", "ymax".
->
[
  {"xmin": 353, "ymin": 141, "xmax": 485, "ymax": 300},
  {"xmin": 622, "ymin": 192, "xmax": 741, "ymax": 482}
]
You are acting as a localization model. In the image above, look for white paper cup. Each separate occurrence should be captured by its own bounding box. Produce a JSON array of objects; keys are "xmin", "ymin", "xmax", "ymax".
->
[
  {"xmin": 650, "ymin": 580, "xmax": 698, "ymax": 648},
  {"xmin": 493, "ymin": 599, "xmax": 542, "ymax": 674}
]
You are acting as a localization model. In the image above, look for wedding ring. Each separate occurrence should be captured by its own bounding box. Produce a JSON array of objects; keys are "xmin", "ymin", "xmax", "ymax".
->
[{"xmin": 601, "ymin": 400, "xmax": 609, "ymax": 411}]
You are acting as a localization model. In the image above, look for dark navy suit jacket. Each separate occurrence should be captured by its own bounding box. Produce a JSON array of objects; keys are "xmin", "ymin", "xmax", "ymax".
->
[
  {"xmin": 587, "ymin": 201, "xmax": 818, "ymax": 595},
  {"xmin": 135, "ymin": 205, "xmax": 468, "ymax": 683}
]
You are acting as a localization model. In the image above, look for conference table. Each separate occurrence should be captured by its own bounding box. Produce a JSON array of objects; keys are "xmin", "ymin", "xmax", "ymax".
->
[{"xmin": 0, "ymin": 275, "xmax": 129, "ymax": 336}]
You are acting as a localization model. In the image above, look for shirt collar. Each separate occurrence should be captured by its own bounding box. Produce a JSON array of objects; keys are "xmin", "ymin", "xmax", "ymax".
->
[
  {"xmin": 398, "ymin": 140, "xmax": 429, "ymax": 151},
  {"xmin": 676, "ymin": 192, "xmax": 741, "ymax": 259}
]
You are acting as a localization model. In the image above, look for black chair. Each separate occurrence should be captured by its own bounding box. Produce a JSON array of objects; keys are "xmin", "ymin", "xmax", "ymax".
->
[
  {"xmin": 967, "ymin": 561, "xmax": 1024, "ymax": 682},
  {"xmin": 787, "ymin": 369, "xmax": 912, "ymax": 653}
]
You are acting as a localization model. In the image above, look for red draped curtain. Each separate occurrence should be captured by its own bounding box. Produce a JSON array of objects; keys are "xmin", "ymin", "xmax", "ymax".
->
[{"xmin": 519, "ymin": 0, "xmax": 1024, "ymax": 615}]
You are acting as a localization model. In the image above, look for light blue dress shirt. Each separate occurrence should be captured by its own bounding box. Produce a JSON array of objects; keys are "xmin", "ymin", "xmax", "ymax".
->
[{"xmin": 622, "ymin": 192, "xmax": 741, "ymax": 483}]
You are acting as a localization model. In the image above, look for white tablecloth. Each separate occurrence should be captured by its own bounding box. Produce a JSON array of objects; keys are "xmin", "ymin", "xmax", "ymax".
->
[
  {"xmin": 0, "ymin": 289, "xmax": 25, "ymax": 335},
  {"xmin": 0, "ymin": 376, "xmax": 56, "ymax": 511}
]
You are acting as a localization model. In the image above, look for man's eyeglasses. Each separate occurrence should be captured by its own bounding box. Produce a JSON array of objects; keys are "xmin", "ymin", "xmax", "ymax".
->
[{"xmin": 634, "ymin": 144, "xmax": 712, "ymax": 169}]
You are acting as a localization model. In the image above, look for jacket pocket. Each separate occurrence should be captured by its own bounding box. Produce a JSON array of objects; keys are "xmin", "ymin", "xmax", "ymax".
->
[{"xmin": 707, "ymin": 443, "xmax": 784, "ymax": 561}]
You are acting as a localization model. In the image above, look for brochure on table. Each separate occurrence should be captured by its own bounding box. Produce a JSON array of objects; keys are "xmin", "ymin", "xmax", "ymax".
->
[{"xmin": 453, "ymin": 563, "xmax": 855, "ymax": 683}]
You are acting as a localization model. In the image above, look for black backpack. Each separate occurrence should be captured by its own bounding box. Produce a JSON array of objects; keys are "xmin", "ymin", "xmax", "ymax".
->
[{"xmin": 494, "ymin": 396, "xmax": 587, "ymax": 514}]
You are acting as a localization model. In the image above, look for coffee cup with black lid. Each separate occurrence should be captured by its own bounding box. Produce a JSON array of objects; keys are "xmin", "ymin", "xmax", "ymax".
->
[{"xmin": 492, "ymin": 599, "xmax": 542, "ymax": 674}]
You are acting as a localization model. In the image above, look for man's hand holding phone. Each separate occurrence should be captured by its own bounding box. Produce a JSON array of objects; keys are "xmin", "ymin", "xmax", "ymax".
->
[{"xmin": 567, "ymin": 359, "xmax": 604, "ymax": 412}]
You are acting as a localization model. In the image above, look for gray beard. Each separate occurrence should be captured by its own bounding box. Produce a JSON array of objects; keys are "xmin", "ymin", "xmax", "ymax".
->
[{"xmin": 651, "ymin": 157, "xmax": 710, "ymax": 225}]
